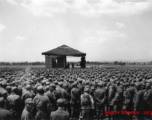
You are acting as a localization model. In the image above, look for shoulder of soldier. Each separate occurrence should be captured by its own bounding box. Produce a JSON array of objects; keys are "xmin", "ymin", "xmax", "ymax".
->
[
  {"xmin": 33, "ymin": 95, "xmax": 39, "ymax": 100},
  {"xmin": 8, "ymin": 94, "xmax": 20, "ymax": 99},
  {"xmin": 7, "ymin": 95, "xmax": 11, "ymax": 99},
  {"xmin": 2, "ymin": 108, "xmax": 11, "ymax": 113},
  {"xmin": 44, "ymin": 94, "xmax": 50, "ymax": 101},
  {"xmin": 22, "ymin": 91, "xmax": 30, "ymax": 96},
  {"xmin": 137, "ymin": 90, "xmax": 144, "ymax": 95},
  {"xmin": 148, "ymin": 89, "xmax": 152, "ymax": 93},
  {"xmin": 44, "ymin": 91, "xmax": 50, "ymax": 95},
  {"xmin": 0, "ymin": 108, "xmax": 11, "ymax": 117},
  {"xmin": 50, "ymin": 111, "xmax": 56, "ymax": 116}
]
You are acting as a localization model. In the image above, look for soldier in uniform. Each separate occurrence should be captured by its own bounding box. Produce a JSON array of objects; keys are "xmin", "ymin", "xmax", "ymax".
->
[
  {"xmin": 112, "ymin": 87, "xmax": 123, "ymax": 120},
  {"xmin": 133, "ymin": 82, "xmax": 144, "ymax": 120},
  {"xmin": 143, "ymin": 82, "xmax": 152, "ymax": 120},
  {"xmin": 108, "ymin": 84, "xmax": 117, "ymax": 120},
  {"xmin": 123, "ymin": 83, "xmax": 135, "ymax": 120},
  {"xmin": 0, "ymin": 97, "xmax": 12, "ymax": 120},
  {"xmin": 22, "ymin": 85, "xmax": 35, "ymax": 109},
  {"xmin": 80, "ymin": 87, "xmax": 93, "ymax": 120},
  {"xmin": 61, "ymin": 83, "xmax": 71, "ymax": 115},
  {"xmin": 6, "ymin": 87, "xmax": 22, "ymax": 120},
  {"xmin": 54, "ymin": 82, "xmax": 64, "ymax": 100},
  {"xmin": 77, "ymin": 78, "xmax": 84, "ymax": 94},
  {"xmin": 6, "ymin": 86, "xmax": 12, "ymax": 95},
  {"xmin": 21, "ymin": 98, "xmax": 34, "ymax": 120},
  {"xmin": 90, "ymin": 85, "xmax": 96, "ymax": 119},
  {"xmin": 33, "ymin": 86, "xmax": 51, "ymax": 120},
  {"xmin": 70, "ymin": 82, "xmax": 81, "ymax": 119},
  {"xmin": 50, "ymin": 99, "xmax": 70, "ymax": 120},
  {"xmin": 94, "ymin": 82, "xmax": 106, "ymax": 120},
  {"xmin": 44, "ymin": 84, "xmax": 57, "ymax": 111}
]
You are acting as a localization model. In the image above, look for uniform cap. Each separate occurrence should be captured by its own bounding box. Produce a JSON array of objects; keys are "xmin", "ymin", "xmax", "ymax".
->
[
  {"xmin": 125, "ymin": 83, "xmax": 129, "ymax": 86},
  {"xmin": 63, "ymin": 83, "xmax": 68, "ymax": 88},
  {"xmin": 26, "ymin": 85, "xmax": 31, "ymax": 90},
  {"xmin": 57, "ymin": 99, "xmax": 65, "ymax": 107},
  {"xmin": 37, "ymin": 86, "xmax": 44, "ymax": 93},
  {"xmin": 58, "ymin": 82, "xmax": 63, "ymax": 86},
  {"xmin": 84, "ymin": 87, "xmax": 90, "ymax": 93},
  {"xmin": 46, "ymin": 82, "xmax": 50, "ymax": 85},
  {"xmin": 135, "ymin": 82, "xmax": 141, "ymax": 87},
  {"xmin": 146, "ymin": 82, "xmax": 151, "ymax": 87},
  {"xmin": 98, "ymin": 82, "xmax": 103, "ymax": 87},
  {"xmin": 50, "ymin": 84, "xmax": 55, "ymax": 88},
  {"xmin": 85, "ymin": 80, "xmax": 90, "ymax": 85},
  {"xmin": 116, "ymin": 81, "xmax": 120, "ymax": 84},
  {"xmin": 91, "ymin": 86, "xmax": 95, "ymax": 90},
  {"xmin": 45, "ymin": 86, "xmax": 50, "ymax": 91},
  {"xmin": 142, "ymin": 82, "xmax": 146, "ymax": 86},
  {"xmin": 130, "ymin": 82, "xmax": 134, "ymax": 86},
  {"xmin": 12, "ymin": 87, "xmax": 18, "ymax": 93},
  {"xmin": 6, "ymin": 86, "xmax": 11, "ymax": 90},
  {"xmin": 2, "ymin": 81, "xmax": 7, "ymax": 86}
]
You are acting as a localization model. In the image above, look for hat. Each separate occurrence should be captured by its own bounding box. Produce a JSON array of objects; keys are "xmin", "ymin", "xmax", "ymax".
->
[
  {"xmin": 146, "ymin": 82, "xmax": 151, "ymax": 87},
  {"xmin": 84, "ymin": 87, "xmax": 90, "ymax": 93},
  {"xmin": 58, "ymin": 82, "xmax": 63, "ymax": 86},
  {"xmin": 91, "ymin": 86, "xmax": 95, "ymax": 90},
  {"xmin": 50, "ymin": 84, "xmax": 55, "ymax": 88},
  {"xmin": 98, "ymin": 82, "xmax": 103, "ymax": 87},
  {"xmin": 25, "ymin": 98, "xmax": 33, "ymax": 104},
  {"xmin": 12, "ymin": 87, "xmax": 18, "ymax": 94},
  {"xmin": 135, "ymin": 82, "xmax": 141, "ymax": 87},
  {"xmin": 63, "ymin": 83, "xmax": 68, "ymax": 88},
  {"xmin": 26, "ymin": 85, "xmax": 31, "ymax": 90},
  {"xmin": 142, "ymin": 82, "xmax": 146, "ymax": 86},
  {"xmin": 46, "ymin": 82, "xmax": 50, "ymax": 85},
  {"xmin": 57, "ymin": 99, "xmax": 65, "ymax": 107},
  {"xmin": 2, "ymin": 81, "xmax": 7, "ymax": 86},
  {"xmin": 37, "ymin": 86, "xmax": 44, "ymax": 93}
]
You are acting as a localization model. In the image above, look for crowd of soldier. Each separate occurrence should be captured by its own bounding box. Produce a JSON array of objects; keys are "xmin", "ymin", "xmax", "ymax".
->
[{"xmin": 0, "ymin": 67, "xmax": 152, "ymax": 120}]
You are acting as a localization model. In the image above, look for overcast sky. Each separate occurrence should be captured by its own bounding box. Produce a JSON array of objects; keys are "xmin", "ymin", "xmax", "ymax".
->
[{"xmin": 0, "ymin": 0, "xmax": 152, "ymax": 62}]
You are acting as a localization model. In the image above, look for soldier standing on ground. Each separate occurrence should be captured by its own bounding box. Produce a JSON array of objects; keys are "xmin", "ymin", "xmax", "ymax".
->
[
  {"xmin": 133, "ymin": 82, "xmax": 144, "ymax": 120},
  {"xmin": 21, "ymin": 98, "xmax": 34, "ymax": 120},
  {"xmin": 33, "ymin": 86, "xmax": 51, "ymax": 120},
  {"xmin": 50, "ymin": 99, "xmax": 70, "ymax": 120}
]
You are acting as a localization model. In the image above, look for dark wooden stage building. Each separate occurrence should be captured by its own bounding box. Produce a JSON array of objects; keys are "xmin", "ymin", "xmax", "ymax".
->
[{"xmin": 42, "ymin": 45, "xmax": 86, "ymax": 68}]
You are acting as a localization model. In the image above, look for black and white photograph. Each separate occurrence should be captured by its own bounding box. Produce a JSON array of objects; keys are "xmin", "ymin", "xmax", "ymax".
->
[{"xmin": 0, "ymin": 0, "xmax": 152, "ymax": 120}]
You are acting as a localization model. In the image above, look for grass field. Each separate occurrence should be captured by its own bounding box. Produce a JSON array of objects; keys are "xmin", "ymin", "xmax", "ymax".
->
[{"xmin": 1, "ymin": 64, "xmax": 152, "ymax": 69}]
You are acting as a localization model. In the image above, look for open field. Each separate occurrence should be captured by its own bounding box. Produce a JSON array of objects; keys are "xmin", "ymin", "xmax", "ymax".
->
[
  {"xmin": 0, "ymin": 65, "xmax": 45, "ymax": 69},
  {"xmin": 1, "ymin": 64, "xmax": 152, "ymax": 69}
]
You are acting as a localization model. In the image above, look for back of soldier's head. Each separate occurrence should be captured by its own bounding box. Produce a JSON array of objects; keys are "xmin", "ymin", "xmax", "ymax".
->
[
  {"xmin": 2, "ymin": 81, "xmax": 7, "ymax": 88},
  {"xmin": 135, "ymin": 82, "xmax": 142, "ymax": 90},
  {"xmin": 62, "ymin": 83, "xmax": 68, "ymax": 89},
  {"xmin": 84, "ymin": 87, "xmax": 90, "ymax": 93},
  {"xmin": 57, "ymin": 99, "xmax": 65, "ymax": 107},
  {"xmin": 45, "ymin": 86, "xmax": 50, "ymax": 92},
  {"xmin": 37, "ymin": 86, "xmax": 44, "ymax": 94},
  {"xmin": 98, "ymin": 82, "xmax": 103, "ymax": 88},
  {"xmin": 12, "ymin": 87, "xmax": 18, "ymax": 94},
  {"xmin": 146, "ymin": 82, "xmax": 151, "ymax": 89},
  {"xmin": 26, "ymin": 85, "xmax": 31, "ymax": 91},
  {"xmin": 58, "ymin": 82, "xmax": 63, "ymax": 87},
  {"xmin": 6, "ymin": 86, "xmax": 12, "ymax": 94}
]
